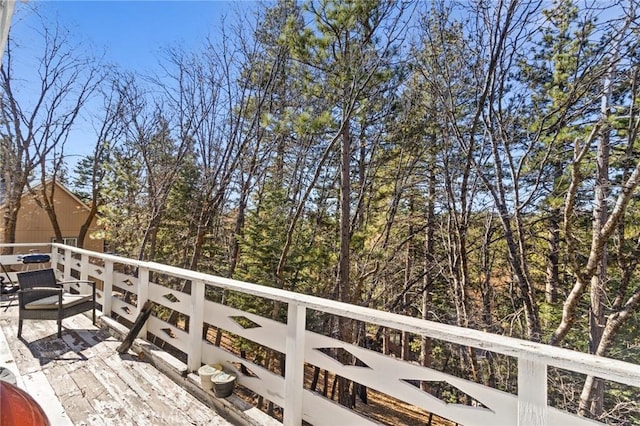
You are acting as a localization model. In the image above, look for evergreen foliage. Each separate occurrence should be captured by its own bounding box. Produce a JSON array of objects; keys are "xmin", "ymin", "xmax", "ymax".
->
[{"xmin": 3, "ymin": 0, "xmax": 639, "ymax": 422}]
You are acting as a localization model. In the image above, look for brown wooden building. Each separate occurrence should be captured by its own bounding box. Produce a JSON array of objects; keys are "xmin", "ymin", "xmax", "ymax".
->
[{"xmin": 11, "ymin": 181, "xmax": 104, "ymax": 252}]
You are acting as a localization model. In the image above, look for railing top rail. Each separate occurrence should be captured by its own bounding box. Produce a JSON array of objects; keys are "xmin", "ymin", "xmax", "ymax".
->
[
  {"xmin": 32, "ymin": 243, "xmax": 638, "ymax": 388},
  {"xmin": 0, "ymin": 243, "xmax": 51, "ymax": 249}
]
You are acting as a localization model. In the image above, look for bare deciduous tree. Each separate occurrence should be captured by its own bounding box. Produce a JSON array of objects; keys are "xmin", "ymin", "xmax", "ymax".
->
[{"xmin": 1, "ymin": 15, "xmax": 102, "ymax": 252}]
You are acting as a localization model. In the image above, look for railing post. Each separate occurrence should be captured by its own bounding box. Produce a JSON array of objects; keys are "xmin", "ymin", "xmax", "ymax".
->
[
  {"xmin": 102, "ymin": 260, "xmax": 114, "ymax": 316},
  {"xmin": 137, "ymin": 266, "xmax": 150, "ymax": 337},
  {"xmin": 187, "ymin": 279, "xmax": 205, "ymax": 372},
  {"xmin": 77, "ymin": 253, "xmax": 90, "ymax": 294},
  {"xmin": 80, "ymin": 253, "xmax": 89, "ymax": 281},
  {"xmin": 518, "ymin": 358, "xmax": 548, "ymax": 425},
  {"xmin": 50, "ymin": 244, "xmax": 58, "ymax": 269},
  {"xmin": 283, "ymin": 303, "xmax": 306, "ymax": 426},
  {"xmin": 64, "ymin": 248, "xmax": 73, "ymax": 280}
]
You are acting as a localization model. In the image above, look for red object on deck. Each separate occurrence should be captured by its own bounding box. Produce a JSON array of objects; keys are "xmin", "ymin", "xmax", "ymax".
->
[{"xmin": 0, "ymin": 381, "xmax": 50, "ymax": 426}]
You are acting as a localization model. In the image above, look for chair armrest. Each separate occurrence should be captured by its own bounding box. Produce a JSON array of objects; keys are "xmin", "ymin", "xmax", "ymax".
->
[
  {"xmin": 58, "ymin": 280, "xmax": 95, "ymax": 288},
  {"xmin": 18, "ymin": 287, "xmax": 63, "ymax": 307},
  {"xmin": 19, "ymin": 287, "xmax": 62, "ymax": 293},
  {"xmin": 59, "ymin": 280, "xmax": 96, "ymax": 298}
]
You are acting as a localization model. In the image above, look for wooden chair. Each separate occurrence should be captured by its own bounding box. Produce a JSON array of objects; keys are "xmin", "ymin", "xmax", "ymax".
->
[{"xmin": 17, "ymin": 269, "xmax": 96, "ymax": 339}]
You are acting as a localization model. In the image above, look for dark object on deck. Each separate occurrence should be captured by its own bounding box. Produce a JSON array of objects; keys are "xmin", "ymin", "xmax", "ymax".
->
[
  {"xmin": 20, "ymin": 254, "xmax": 51, "ymax": 264},
  {"xmin": 0, "ymin": 367, "xmax": 17, "ymax": 385},
  {"xmin": 212, "ymin": 372, "xmax": 236, "ymax": 398},
  {"xmin": 0, "ymin": 381, "xmax": 51, "ymax": 426},
  {"xmin": 17, "ymin": 269, "xmax": 96, "ymax": 339},
  {"xmin": 1, "ymin": 283, "xmax": 19, "ymax": 295},
  {"xmin": 117, "ymin": 300, "xmax": 154, "ymax": 354},
  {"xmin": 1, "ymin": 263, "xmax": 18, "ymax": 294}
]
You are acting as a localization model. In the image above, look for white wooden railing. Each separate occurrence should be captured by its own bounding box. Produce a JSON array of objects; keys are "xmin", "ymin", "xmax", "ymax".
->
[{"xmin": 2, "ymin": 243, "xmax": 639, "ymax": 426}]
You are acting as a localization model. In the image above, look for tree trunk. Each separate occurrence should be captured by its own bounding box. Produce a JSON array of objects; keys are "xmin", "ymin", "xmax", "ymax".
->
[
  {"xmin": 337, "ymin": 123, "xmax": 351, "ymax": 306},
  {"xmin": 421, "ymin": 159, "xmax": 436, "ymax": 391},
  {"xmin": 336, "ymin": 115, "xmax": 353, "ymax": 407},
  {"xmin": 228, "ymin": 194, "xmax": 247, "ymax": 277},
  {"xmin": 1, "ymin": 194, "xmax": 20, "ymax": 253},
  {"xmin": 578, "ymin": 60, "xmax": 613, "ymax": 420},
  {"xmin": 546, "ymin": 205, "xmax": 561, "ymax": 304},
  {"xmin": 402, "ymin": 225, "xmax": 413, "ymax": 362},
  {"xmin": 77, "ymin": 203, "xmax": 99, "ymax": 249},
  {"xmin": 481, "ymin": 215, "xmax": 494, "ymax": 330}
]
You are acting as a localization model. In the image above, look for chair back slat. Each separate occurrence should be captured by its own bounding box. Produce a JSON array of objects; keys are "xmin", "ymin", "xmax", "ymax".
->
[{"xmin": 17, "ymin": 269, "xmax": 58, "ymax": 290}]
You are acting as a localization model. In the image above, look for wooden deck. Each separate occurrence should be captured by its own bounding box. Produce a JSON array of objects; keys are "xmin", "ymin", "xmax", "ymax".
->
[{"xmin": 0, "ymin": 297, "xmax": 234, "ymax": 425}]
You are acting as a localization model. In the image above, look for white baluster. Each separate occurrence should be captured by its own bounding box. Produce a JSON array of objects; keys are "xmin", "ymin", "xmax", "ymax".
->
[
  {"xmin": 137, "ymin": 266, "xmax": 150, "ymax": 338},
  {"xmin": 102, "ymin": 260, "xmax": 114, "ymax": 316},
  {"xmin": 283, "ymin": 303, "xmax": 306, "ymax": 426},
  {"xmin": 188, "ymin": 279, "xmax": 205, "ymax": 371},
  {"xmin": 518, "ymin": 358, "xmax": 548, "ymax": 425}
]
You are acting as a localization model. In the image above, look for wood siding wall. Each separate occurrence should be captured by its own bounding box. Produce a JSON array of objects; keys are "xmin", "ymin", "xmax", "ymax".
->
[{"xmin": 12, "ymin": 184, "xmax": 103, "ymax": 252}]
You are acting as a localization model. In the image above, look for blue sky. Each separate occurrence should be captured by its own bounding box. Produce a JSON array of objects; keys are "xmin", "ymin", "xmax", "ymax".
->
[
  {"xmin": 9, "ymin": 1, "xmax": 253, "ymax": 160},
  {"xmin": 14, "ymin": 1, "xmax": 241, "ymax": 71}
]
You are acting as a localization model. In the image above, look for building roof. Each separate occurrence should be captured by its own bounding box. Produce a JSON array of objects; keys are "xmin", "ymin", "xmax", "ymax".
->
[{"xmin": 26, "ymin": 179, "xmax": 93, "ymax": 213}]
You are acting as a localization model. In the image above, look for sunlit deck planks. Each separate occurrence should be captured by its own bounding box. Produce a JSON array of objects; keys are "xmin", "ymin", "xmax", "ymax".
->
[{"xmin": 0, "ymin": 299, "xmax": 234, "ymax": 425}]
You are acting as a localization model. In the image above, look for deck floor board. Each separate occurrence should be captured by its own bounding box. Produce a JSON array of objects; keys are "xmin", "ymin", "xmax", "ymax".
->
[{"xmin": 0, "ymin": 302, "xmax": 234, "ymax": 425}]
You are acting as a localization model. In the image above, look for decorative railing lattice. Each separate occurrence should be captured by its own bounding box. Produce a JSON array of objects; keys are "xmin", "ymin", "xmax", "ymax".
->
[{"xmin": 1, "ymin": 243, "xmax": 638, "ymax": 426}]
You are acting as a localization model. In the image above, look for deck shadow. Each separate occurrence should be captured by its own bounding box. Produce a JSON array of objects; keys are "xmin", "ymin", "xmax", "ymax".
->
[{"xmin": 21, "ymin": 327, "xmax": 105, "ymax": 366}]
